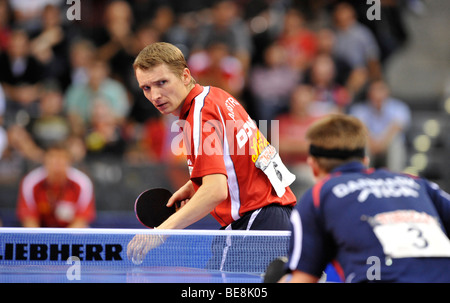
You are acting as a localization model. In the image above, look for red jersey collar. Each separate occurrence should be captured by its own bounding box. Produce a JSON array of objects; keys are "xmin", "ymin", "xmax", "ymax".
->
[{"xmin": 179, "ymin": 84, "xmax": 204, "ymax": 119}]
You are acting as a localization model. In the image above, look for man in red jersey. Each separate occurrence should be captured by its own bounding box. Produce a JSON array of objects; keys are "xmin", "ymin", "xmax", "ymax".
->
[
  {"xmin": 127, "ymin": 42, "xmax": 297, "ymax": 265},
  {"xmin": 16, "ymin": 143, "xmax": 96, "ymax": 228}
]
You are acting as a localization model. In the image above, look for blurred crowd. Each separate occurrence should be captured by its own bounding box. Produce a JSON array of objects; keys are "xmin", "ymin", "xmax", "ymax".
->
[{"xmin": 0, "ymin": 0, "xmax": 414, "ymax": 196}]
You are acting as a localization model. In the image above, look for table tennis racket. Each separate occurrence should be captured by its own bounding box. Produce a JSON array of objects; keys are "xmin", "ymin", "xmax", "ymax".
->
[
  {"xmin": 134, "ymin": 188, "xmax": 178, "ymax": 228},
  {"xmin": 263, "ymin": 256, "xmax": 289, "ymax": 283}
]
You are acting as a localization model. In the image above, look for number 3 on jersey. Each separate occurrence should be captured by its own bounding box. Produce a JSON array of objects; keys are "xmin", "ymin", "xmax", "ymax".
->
[{"xmin": 370, "ymin": 211, "xmax": 450, "ymax": 258}]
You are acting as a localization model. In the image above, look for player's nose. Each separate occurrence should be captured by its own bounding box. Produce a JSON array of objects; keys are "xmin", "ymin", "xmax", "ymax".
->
[{"xmin": 150, "ymin": 88, "xmax": 162, "ymax": 102}]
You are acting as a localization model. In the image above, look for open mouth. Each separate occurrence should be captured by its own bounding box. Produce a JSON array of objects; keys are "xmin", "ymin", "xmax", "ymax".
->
[{"xmin": 156, "ymin": 102, "xmax": 169, "ymax": 110}]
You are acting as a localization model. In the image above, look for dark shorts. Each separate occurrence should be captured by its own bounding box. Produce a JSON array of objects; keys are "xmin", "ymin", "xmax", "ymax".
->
[
  {"xmin": 224, "ymin": 204, "xmax": 293, "ymax": 231},
  {"xmin": 207, "ymin": 204, "xmax": 293, "ymax": 273}
]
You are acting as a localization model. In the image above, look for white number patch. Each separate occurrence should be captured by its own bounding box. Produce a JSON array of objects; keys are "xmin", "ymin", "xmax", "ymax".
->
[
  {"xmin": 255, "ymin": 145, "xmax": 295, "ymax": 197},
  {"xmin": 368, "ymin": 210, "xmax": 450, "ymax": 258}
]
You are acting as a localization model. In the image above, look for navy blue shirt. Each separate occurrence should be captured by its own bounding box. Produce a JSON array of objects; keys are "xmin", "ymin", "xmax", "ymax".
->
[{"xmin": 288, "ymin": 161, "xmax": 450, "ymax": 282}]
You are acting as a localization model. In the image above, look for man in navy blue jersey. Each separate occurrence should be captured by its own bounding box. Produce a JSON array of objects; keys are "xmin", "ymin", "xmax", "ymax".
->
[{"xmin": 283, "ymin": 114, "xmax": 450, "ymax": 283}]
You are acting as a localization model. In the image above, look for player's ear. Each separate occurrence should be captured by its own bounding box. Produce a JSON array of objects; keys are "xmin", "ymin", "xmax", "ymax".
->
[
  {"xmin": 363, "ymin": 156, "xmax": 370, "ymax": 167},
  {"xmin": 182, "ymin": 68, "xmax": 192, "ymax": 86},
  {"xmin": 307, "ymin": 156, "xmax": 320, "ymax": 178}
]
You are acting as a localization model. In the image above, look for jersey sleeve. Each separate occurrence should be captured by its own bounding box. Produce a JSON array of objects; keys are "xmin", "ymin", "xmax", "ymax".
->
[
  {"xmin": 69, "ymin": 168, "xmax": 96, "ymax": 224},
  {"xmin": 75, "ymin": 203, "xmax": 95, "ymax": 224},
  {"xmin": 287, "ymin": 189, "xmax": 335, "ymax": 278},
  {"xmin": 74, "ymin": 187, "xmax": 96, "ymax": 224}
]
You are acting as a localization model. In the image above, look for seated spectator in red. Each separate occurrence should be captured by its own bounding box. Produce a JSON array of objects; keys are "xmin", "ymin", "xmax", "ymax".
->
[
  {"xmin": 188, "ymin": 41, "xmax": 245, "ymax": 99},
  {"xmin": 16, "ymin": 142, "xmax": 96, "ymax": 228},
  {"xmin": 276, "ymin": 8, "xmax": 317, "ymax": 72}
]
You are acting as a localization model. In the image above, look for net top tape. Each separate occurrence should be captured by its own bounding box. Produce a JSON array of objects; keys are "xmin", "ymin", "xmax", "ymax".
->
[{"xmin": 0, "ymin": 227, "xmax": 291, "ymax": 237}]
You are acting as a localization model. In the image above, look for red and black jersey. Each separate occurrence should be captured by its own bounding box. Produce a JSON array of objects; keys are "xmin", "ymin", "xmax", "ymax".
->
[
  {"xmin": 17, "ymin": 167, "xmax": 96, "ymax": 227},
  {"xmin": 177, "ymin": 84, "xmax": 296, "ymax": 227}
]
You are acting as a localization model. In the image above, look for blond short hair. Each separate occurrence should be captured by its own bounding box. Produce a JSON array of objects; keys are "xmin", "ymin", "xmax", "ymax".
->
[
  {"xmin": 133, "ymin": 42, "xmax": 196, "ymax": 85},
  {"xmin": 306, "ymin": 114, "xmax": 367, "ymax": 172}
]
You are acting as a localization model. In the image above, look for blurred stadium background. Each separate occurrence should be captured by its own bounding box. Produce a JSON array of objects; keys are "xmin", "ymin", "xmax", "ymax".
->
[{"xmin": 0, "ymin": 0, "xmax": 448, "ymax": 228}]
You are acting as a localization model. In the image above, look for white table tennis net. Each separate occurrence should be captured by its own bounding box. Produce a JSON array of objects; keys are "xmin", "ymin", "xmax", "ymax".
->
[{"xmin": 0, "ymin": 228, "xmax": 290, "ymax": 274}]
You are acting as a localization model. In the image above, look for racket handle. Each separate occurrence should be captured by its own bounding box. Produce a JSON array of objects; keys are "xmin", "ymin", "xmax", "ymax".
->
[{"xmin": 263, "ymin": 256, "xmax": 289, "ymax": 283}]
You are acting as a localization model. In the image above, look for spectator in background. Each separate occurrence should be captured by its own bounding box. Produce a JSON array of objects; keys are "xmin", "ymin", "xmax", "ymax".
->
[
  {"xmin": 249, "ymin": 41, "xmax": 300, "ymax": 121},
  {"xmin": 315, "ymin": 26, "xmax": 368, "ymax": 102},
  {"xmin": 0, "ymin": 84, "xmax": 7, "ymax": 158},
  {"xmin": 150, "ymin": 5, "xmax": 192, "ymax": 57},
  {"xmin": 332, "ymin": 2, "xmax": 382, "ymax": 99},
  {"xmin": 350, "ymin": 0, "xmax": 408, "ymax": 63},
  {"xmin": 276, "ymin": 8, "xmax": 317, "ymax": 73},
  {"xmin": 126, "ymin": 22, "xmax": 161, "ymax": 124},
  {"xmin": 1, "ymin": 83, "xmax": 42, "ymax": 167},
  {"xmin": 0, "ymin": 28, "xmax": 44, "ymax": 124},
  {"xmin": 6, "ymin": 123, "xmax": 44, "ymax": 164},
  {"xmin": 132, "ymin": 23, "xmax": 161, "ymax": 64},
  {"xmin": 8, "ymin": 0, "xmax": 63, "ymax": 32},
  {"xmin": 0, "ymin": 83, "xmax": 5, "ymax": 119},
  {"xmin": 191, "ymin": 0, "xmax": 253, "ymax": 72},
  {"xmin": 5, "ymin": 80, "xmax": 86, "ymax": 165},
  {"xmin": 16, "ymin": 142, "xmax": 96, "ymax": 228},
  {"xmin": 26, "ymin": 80, "xmax": 71, "ymax": 149},
  {"xmin": 349, "ymin": 80, "xmax": 411, "ymax": 172},
  {"xmin": 315, "ymin": 28, "xmax": 351, "ymax": 88},
  {"xmin": 84, "ymin": 98, "xmax": 127, "ymax": 160},
  {"xmin": 189, "ymin": 41, "xmax": 245, "ymax": 99},
  {"xmin": 67, "ymin": 38, "xmax": 96, "ymax": 87},
  {"xmin": 276, "ymin": 84, "xmax": 332, "ymax": 196},
  {"xmin": 128, "ymin": 0, "xmax": 163, "ymax": 28},
  {"xmin": 306, "ymin": 54, "xmax": 351, "ymax": 112},
  {"xmin": 64, "ymin": 57, "xmax": 130, "ymax": 136},
  {"xmin": 95, "ymin": 0, "xmax": 136, "ymax": 90},
  {"xmin": 0, "ymin": 128, "xmax": 27, "ymax": 186},
  {"xmin": 0, "ymin": 122, "xmax": 6, "ymax": 159},
  {"xmin": 243, "ymin": 0, "xmax": 288, "ymax": 65},
  {"xmin": 0, "ymin": 0, "xmax": 13, "ymax": 52},
  {"xmin": 29, "ymin": 4, "xmax": 71, "ymax": 85}
]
